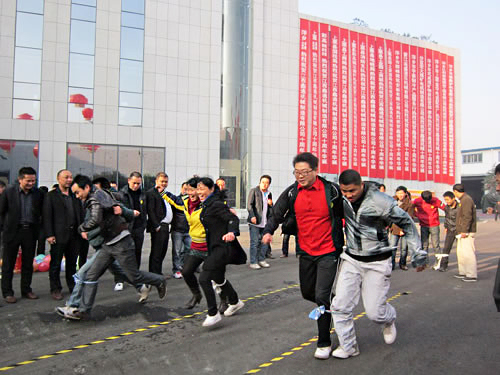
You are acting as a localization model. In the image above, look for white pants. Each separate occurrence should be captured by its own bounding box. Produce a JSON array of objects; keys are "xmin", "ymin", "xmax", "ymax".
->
[
  {"xmin": 456, "ymin": 234, "xmax": 477, "ymax": 278},
  {"xmin": 331, "ymin": 252, "xmax": 396, "ymax": 351}
]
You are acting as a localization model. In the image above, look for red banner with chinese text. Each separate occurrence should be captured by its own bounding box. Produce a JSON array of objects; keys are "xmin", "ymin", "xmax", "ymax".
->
[
  {"xmin": 425, "ymin": 50, "xmax": 434, "ymax": 182},
  {"xmin": 386, "ymin": 40, "xmax": 395, "ymax": 179},
  {"xmin": 297, "ymin": 19, "xmax": 309, "ymax": 153},
  {"xmin": 417, "ymin": 47, "xmax": 427, "ymax": 181},
  {"xmin": 350, "ymin": 31, "xmax": 360, "ymax": 171},
  {"xmin": 410, "ymin": 46, "xmax": 419, "ymax": 180},
  {"xmin": 367, "ymin": 36, "xmax": 378, "ymax": 178},
  {"xmin": 402, "ymin": 44, "xmax": 411, "ymax": 180},
  {"xmin": 447, "ymin": 56, "xmax": 455, "ymax": 184},
  {"xmin": 319, "ymin": 23, "xmax": 330, "ymax": 173},
  {"xmin": 330, "ymin": 26, "xmax": 340, "ymax": 175},
  {"xmin": 393, "ymin": 42, "xmax": 403, "ymax": 180},
  {"xmin": 310, "ymin": 22, "xmax": 320, "ymax": 157},
  {"xmin": 433, "ymin": 50, "xmax": 442, "ymax": 183},
  {"xmin": 375, "ymin": 38, "xmax": 386, "ymax": 178},
  {"xmin": 339, "ymin": 28, "xmax": 350, "ymax": 170},
  {"xmin": 441, "ymin": 54, "xmax": 449, "ymax": 184}
]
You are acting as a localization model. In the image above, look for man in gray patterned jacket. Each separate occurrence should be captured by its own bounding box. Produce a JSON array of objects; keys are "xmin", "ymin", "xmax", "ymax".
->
[{"xmin": 330, "ymin": 169, "xmax": 427, "ymax": 359}]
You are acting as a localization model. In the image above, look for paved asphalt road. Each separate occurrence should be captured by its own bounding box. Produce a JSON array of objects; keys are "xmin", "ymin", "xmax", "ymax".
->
[{"xmin": 0, "ymin": 219, "xmax": 499, "ymax": 374}]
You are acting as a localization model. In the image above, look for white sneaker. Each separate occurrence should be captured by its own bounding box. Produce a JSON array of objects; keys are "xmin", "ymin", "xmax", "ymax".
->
[
  {"xmin": 249, "ymin": 263, "xmax": 261, "ymax": 270},
  {"xmin": 383, "ymin": 321, "xmax": 397, "ymax": 344},
  {"xmin": 314, "ymin": 346, "xmax": 332, "ymax": 359},
  {"xmin": 173, "ymin": 271, "xmax": 183, "ymax": 279},
  {"xmin": 258, "ymin": 261, "xmax": 270, "ymax": 268},
  {"xmin": 224, "ymin": 300, "xmax": 245, "ymax": 317},
  {"xmin": 56, "ymin": 306, "xmax": 77, "ymax": 318},
  {"xmin": 331, "ymin": 345, "xmax": 360, "ymax": 358},
  {"xmin": 138, "ymin": 284, "xmax": 152, "ymax": 303},
  {"xmin": 202, "ymin": 312, "xmax": 222, "ymax": 327},
  {"xmin": 114, "ymin": 282, "xmax": 124, "ymax": 291}
]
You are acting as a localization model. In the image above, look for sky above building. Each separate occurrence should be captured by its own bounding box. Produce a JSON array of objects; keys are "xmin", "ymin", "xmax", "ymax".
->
[{"xmin": 299, "ymin": 0, "xmax": 500, "ymax": 150}]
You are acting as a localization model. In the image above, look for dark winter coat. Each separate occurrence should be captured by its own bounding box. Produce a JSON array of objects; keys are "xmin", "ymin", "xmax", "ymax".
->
[{"xmin": 43, "ymin": 186, "xmax": 82, "ymax": 243}]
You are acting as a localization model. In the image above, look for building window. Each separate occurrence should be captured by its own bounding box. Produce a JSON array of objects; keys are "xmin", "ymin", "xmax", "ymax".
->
[
  {"xmin": 0, "ymin": 140, "xmax": 39, "ymax": 185},
  {"xmin": 67, "ymin": 143, "xmax": 164, "ymax": 190},
  {"xmin": 12, "ymin": 0, "xmax": 44, "ymax": 120},
  {"xmin": 68, "ymin": 0, "xmax": 96, "ymax": 123},
  {"xmin": 119, "ymin": 0, "xmax": 145, "ymax": 126},
  {"xmin": 462, "ymin": 153, "xmax": 483, "ymax": 164}
]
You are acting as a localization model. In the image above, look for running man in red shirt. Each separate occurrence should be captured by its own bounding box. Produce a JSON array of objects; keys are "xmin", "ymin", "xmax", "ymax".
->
[{"xmin": 263, "ymin": 152, "xmax": 344, "ymax": 360}]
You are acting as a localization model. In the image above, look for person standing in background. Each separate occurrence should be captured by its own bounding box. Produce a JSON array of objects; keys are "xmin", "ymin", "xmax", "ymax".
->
[
  {"xmin": 453, "ymin": 184, "xmax": 478, "ymax": 282},
  {"xmin": 0, "ymin": 180, "xmax": 6, "ymax": 260},
  {"xmin": 389, "ymin": 186, "xmax": 414, "ymax": 271},
  {"xmin": 436, "ymin": 191, "xmax": 458, "ymax": 272},
  {"xmin": 0, "ymin": 167, "xmax": 44, "ymax": 303},
  {"xmin": 247, "ymin": 175, "xmax": 273, "ymax": 269}
]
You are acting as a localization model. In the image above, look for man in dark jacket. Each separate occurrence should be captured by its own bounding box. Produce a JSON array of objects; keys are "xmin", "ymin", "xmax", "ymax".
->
[
  {"xmin": 493, "ymin": 164, "xmax": 500, "ymax": 311},
  {"xmin": 263, "ymin": 153, "xmax": 343, "ymax": 359},
  {"xmin": 247, "ymin": 175, "xmax": 273, "ymax": 269},
  {"xmin": 0, "ymin": 167, "xmax": 43, "ymax": 303},
  {"xmin": 43, "ymin": 169, "xmax": 81, "ymax": 300},
  {"xmin": 146, "ymin": 172, "xmax": 173, "ymax": 275},
  {"xmin": 453, "ymin": 183, "xmax": 477, "ymax": 282},
  {"xmin": 389, "ymin": 186, "xmax": 415, "ymax": 270},
  {"xmin": 436, "ymin": 191, "xmax": 458, "ymax": 272},
  {"xmin": 63, "ymin": 175, "xmax": 166, "ymax": 320},
  {"xmin": 170, "ymin": 187, "xmax": 190, "ymax": 279},
  {"xmin": 119, "ymin": 172, "xmax": 147, "ymax": 270}
]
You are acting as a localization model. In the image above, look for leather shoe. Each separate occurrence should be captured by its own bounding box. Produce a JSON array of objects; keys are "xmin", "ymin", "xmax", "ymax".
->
[
  {"xmin": 5, "ymin": 295, "xmax": 17, "ymax": 303},
  {"xmin": 399, "ymin": 265, "xmax": 409, "ymax": 271},
  {"xmin": 51, "ymin": 291, "xmax": 63, "ymax": 300},
  {"xmin": 184, "ymin": 293, "xmax": 202, "ymax": 309},
  {"xmin": 23, "ymin": 292, "xmax": 39, "ymax": 300}
]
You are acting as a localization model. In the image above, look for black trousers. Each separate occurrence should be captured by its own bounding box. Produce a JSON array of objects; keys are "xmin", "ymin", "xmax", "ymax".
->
[
  {"xmin": 131, "ymin": 227, "xmax": 145, "ymax": 269},
  {"xmin": 37, "ymin": 227, "xmax": 46, "ymax": 255},
  {"xmin": 282, "ymin": 234, "xmax": 290, "ymax": 256},
  {"xmin": 199, "ymin": 252, "xmax": 238, "ymax": 316},
  {"xmin": 149, "ymin": 223, "xmax": 169, "ymax": 275},
  {"xmin": 49, "ymin": 233, "xmax": 78, "ymax": 292},
  {"xmin": 182, "ymin": 254, "xmax": 204, "ymax": 295},
  {"xmin": 2, "ymin": 227, "xmax": 37, "ymax": 297},
  {"xmin": 299, "ymin": 253, "xmax": 339, "ymax": 348}
]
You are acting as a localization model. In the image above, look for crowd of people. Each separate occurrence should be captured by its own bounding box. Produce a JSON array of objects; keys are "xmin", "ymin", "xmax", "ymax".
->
[{"xmin": 0, "ymin": 155, "xmax": 499, "ymax": 359}]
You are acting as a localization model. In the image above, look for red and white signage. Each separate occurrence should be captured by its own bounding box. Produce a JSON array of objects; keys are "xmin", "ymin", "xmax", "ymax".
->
[{"xmin": 297, "ymin": 19, "xmax": 456, "ymax": 184}]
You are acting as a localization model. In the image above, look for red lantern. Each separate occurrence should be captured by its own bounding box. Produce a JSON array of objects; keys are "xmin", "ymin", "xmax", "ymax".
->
[
  {"xmin": 33, "ymin": 144, "xmax": 39, "ymax": 158},
  {"xmin": 17, "ymin": 113, "xmax": 33, "ymax": 120},
  {"xmin": 82, "ymin": 107, "xmax": 93, "ymax": 121},
  {"xmin": 0, "ymin": 140, "xmax": 16, "ymax": 153},
  {"xmin": 69, "ymin": 94, "xmax": 88, "ymax": 107},
  {"xmin": 67, "ymin": 147, "xmax": 71, "ymax": 156}
]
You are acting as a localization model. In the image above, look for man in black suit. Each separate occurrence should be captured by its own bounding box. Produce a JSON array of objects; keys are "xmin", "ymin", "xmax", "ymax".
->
[
  {"xmin": 0, "ymin": 167, "xmax": 43, "ymax": 303},
  {"xmin": 119, "ymin": 171, "xmax": 147, "ymax": 270},
  {"xmin": 43, "ymin": 169, "xmax": 81, "ymax": 300},
  {"xmin": 146, "ymin": 172, "xmax": 172, "ymax": 275}
]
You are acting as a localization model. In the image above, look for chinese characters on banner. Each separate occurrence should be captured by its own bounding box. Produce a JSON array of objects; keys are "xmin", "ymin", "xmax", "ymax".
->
[{"xmin": 297, "ymin": 19, "xmax": 456, "ymax": 183}]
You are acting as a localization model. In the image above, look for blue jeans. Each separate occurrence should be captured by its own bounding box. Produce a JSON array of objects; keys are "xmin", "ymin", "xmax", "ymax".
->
[
  {"xmin": 249, "ymin": 225, "xmax": 269, "ymax": 264},
  {"xmin": 67, "ymin": 249, "xmax": 137, "ymax": 308},
  {"xmin": 171, "ymin": 231, "xmax": 191, "ymax": 273},
  {"xmin": 390, "ymin": 234, "xmax": 408, "ymax": 268}
]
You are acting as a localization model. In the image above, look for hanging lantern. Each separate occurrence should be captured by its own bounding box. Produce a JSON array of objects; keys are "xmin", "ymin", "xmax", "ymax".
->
[
  {"xmin": 82, "ymin": 107, "xmax": 93, "ymax": 121},
  {"xmin": 69, "ymin": 94, "xmax": 88, "ymax": 107},
  {"xmin": 67, "ymin": 147, "xmax": 71, "ymax": 156},
  {"xmin": 17, "ymin": 113, "xmax": 33, "ymax": 120},
  {"xmin": 33, "ymin": 144, "xmax": 39, "ymax": 158},
  {"xmin": 0, "ymin": 140, "xmax": 16, "ymax": 153}
]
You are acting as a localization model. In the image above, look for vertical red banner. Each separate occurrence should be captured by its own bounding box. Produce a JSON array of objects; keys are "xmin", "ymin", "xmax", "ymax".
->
[
  {"xmin": 447, "ymin": 56, "xmax": 455, "ymax": 184},
  {"xmin": 402, "ymin": 44, "xmax": 411, "ymax": 180},
  {"xmin": 393, "ymin": 42, "xmax": 403, "ymax": 180},
  {"xmin": 319, "ymin": 23, "xmax": 330, "ymax": 173},
  {"xmin": 441, "ymin": 55, "xmax": 449, "ymax": 184},
  {"xmin": 417, "ymin": 47, "xmax": 427, "ymax": 181},
  {"xmin": 433, "ymin": 50, "xmax": 442, "ymax": 183},
  {"xmin": 310, "ymin": 22, "xmax": 320, "ymax": 157},
  {"xmin": 339, "ymin": 28, "xmax": 350, "ymax": 170},
  {"xmin": 425, "ymin": 49, "xmax": 434, "ymax": 182},
  {"xmin": 297, "ymin": 19, "xmax": 309, "ymax": 153},
  {"xmin": 376, "ymin": 38, "xmax": 385, "ymax": 178},
  {"xmin": 350, "ymin": 31, "xmax": 360, "ymax": 171},
  {"xmin": 410, "ymin": 46, "xmax": 419, "ymax": 180},
  {"xmin": 330, "ymin": 26, "xmax": 340, "ymax": 175},
  {"xmin": 367, "ymin": 36, "xmax": 377, "ymax": 178},
  {"xmin": 358, "ymin": 33, "xmax": 369, "ymax": 177},
  {"xmin": 386, "ymin": 41, "xmax": 395, "ymax": 178}
]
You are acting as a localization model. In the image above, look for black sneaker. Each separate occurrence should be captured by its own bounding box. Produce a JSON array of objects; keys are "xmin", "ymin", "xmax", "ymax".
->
[
  {"xmin": 454, "ymin": 274, "xmax": 465, "ymax": 279},
  {"xmin": 462, "ymin": 277, "xmax": 477, "ymax": 282},
  {"xmin": 157, "ymin": 279, "xmax": 167, "ymax": 299}
]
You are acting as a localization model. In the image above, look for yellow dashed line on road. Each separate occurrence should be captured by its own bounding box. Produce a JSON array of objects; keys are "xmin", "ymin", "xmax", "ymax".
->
[
  {"xmin": 0, "ymin": 283, "xmax": 300, "ymax": 372},
  {"xmin": 245, "ymin": 292, "xmax": 406, "ymax": 374}
]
